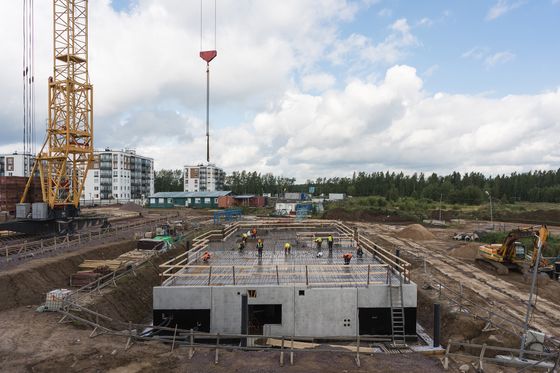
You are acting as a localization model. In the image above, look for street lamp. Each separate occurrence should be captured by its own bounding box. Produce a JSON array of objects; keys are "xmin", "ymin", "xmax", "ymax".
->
[{"xmin": 485, "ymin": 190, "xmax": 494, "ymax": 230}]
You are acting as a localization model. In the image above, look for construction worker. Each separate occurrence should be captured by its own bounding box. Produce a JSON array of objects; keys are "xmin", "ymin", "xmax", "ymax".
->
[
  {"xmin": 327, "ymin": 234, "xmax": 334, "ymax": 254},
  {"xmin": 251, "ymin": 228, "xmax": 257, "ymax": 239},
  {"xmin": 202, "ymin": 251, "xmax": 212, "ymax": 262},
  {"xmin": 315, "ymin": 236, "xmax": 323, "ymax": 251},
  {"xmin": 356, "ymin": 244, "xmax": 364, "ymax": 258},
  {"xmin": 284, "ymin": 242, "xmax": 292, "ymax": 255},
  {"xmin": 256, "ymin": 238, "xmax": 264, "ymax": 258},
  {"xmin": 238, "ymin": 240, "xmax": 246, "ymax": 251},
  {"xmin": 242, "ymin": 232, "xmax": 248, "ymax": 244},
  {"xmin": 343, "ymin": 252, "xmax": 353, "ymax": 265}
]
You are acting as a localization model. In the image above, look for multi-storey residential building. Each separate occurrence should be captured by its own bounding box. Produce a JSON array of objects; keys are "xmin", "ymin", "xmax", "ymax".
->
[
  {"xmin": 183, "ymin": 163, "xmax": 225, "ymax": 192},
  {"xmin": 83, "ymin": 148, "xmax": 154, "ymax": 201},
  {"xmin": 0, "ymin": 153, "xmax": 34, "ymax": 177}
]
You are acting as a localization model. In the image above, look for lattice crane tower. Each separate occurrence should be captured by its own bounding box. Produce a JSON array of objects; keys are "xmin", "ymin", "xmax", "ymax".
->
[{"xmin": 23, "ymin": 0, "xmax": 93, "ymax": 214}]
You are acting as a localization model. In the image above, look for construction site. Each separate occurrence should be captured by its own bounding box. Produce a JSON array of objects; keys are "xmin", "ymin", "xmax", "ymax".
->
[{"xmin": 1, "ymin": 1, "xmax": 560, "ymax": 372}]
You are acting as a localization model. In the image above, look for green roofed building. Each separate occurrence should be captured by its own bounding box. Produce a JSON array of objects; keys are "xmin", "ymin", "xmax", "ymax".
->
[{"xmin": 148, "ymin": 191, "xmax": 231, "ymax": 209}]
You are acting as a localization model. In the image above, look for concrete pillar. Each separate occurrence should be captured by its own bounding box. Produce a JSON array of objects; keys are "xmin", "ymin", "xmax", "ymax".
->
[{"xmin": 241, "ymin": 293, "xmax": 248, "ymax": 347}]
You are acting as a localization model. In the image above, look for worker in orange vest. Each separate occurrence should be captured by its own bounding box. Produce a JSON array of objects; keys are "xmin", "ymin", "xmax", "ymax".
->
[
  {"xmin": 251, "ymin": 228, "xmax": 257, "ymax": 239},
  {"xmin": 202, "ymin": 251, "xmax": 211, "ymax": 262},
  {"xmin": 343, "ymin": 252, "xmax": 353, "ymax": 265}
]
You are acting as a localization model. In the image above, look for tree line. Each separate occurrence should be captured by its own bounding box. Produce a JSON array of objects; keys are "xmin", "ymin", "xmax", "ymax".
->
[{"xmin": 155, "ymin": 169, "xmax": 560, "ymax": 205}]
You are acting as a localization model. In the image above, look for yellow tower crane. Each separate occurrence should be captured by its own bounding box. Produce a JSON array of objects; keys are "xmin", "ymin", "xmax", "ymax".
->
[{"xmin": 22, "ymin": 0, "xmax": 93, "ymax": 219}]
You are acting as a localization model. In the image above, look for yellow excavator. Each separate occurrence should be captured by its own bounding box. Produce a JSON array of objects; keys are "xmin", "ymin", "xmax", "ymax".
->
[{"xmin": 478, "ymin": 225, "xmax": 554, "ymax": 275}]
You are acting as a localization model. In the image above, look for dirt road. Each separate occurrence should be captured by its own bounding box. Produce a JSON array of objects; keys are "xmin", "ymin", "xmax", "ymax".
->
[{"xmin": 356, "ymin": 222, "xmax": 560, "ymax": 342}]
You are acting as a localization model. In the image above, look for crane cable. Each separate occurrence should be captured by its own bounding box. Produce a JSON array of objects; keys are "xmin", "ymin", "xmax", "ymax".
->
[
  {"xmin": 200, "ymin": 0, "xmax": 217, "ymax": 51},
  {"xmin": 22, "ymin": 0, "xmax": 35, "ymax": 157}
]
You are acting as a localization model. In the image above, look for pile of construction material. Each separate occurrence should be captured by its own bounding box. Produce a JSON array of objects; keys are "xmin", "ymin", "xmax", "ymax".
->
[{"xmin": 70, "ymin": 249, "xmax": 155, "ymax": 288}]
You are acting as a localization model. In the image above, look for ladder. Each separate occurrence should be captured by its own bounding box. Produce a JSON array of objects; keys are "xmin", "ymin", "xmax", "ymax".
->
[{"xmin": 388, "ymin": 271, "xmax": 407, "ymax": 347}]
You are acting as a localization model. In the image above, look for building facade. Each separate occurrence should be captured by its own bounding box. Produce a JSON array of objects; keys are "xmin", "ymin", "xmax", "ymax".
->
[
  {"xmin": 148, "ymin": 191, "xmax": 231, "ymax": 209},
  {"xmin": 183, "ymin": 163, "xmax": 225, "ymax": 192},
  {"xmin": 0, "ymin": 153, "xmax": 34, "ymax": 177},
  {"xmin": 83, "ymin": 148, "xmax": 154, "ymax": 202}
]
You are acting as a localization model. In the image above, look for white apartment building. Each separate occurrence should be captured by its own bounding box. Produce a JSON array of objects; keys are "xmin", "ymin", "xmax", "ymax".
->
[
  {"xmin": 83, "ymin": 148, "xmax": 154, "ymax": 202},
  {"xmin": 183, "ymin": 163, "xmax": 225, "ymax": 192},
  {"xmin": 0, "ymin": 153, "xmax": 34, "ymax": 177}
]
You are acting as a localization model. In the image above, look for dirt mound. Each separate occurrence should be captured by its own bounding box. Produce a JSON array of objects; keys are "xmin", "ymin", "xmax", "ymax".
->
[
  {"xmin": 0, "ymin": 240, "xmax": 135, "ymax": 311},
  {"xmin": 120, "ymin": 202, "xmax": 144, "ymax": 212},
  {"xmin": 397, "ymin": 224, "xmax": 436, "ymax": 240},
  {"xmin": 450, "ymin": 243, "xmax": 481, "ymax": 260}
]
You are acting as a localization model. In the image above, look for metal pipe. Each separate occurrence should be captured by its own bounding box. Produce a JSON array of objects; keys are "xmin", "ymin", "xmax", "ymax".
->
[
  {"xmin": 434, "ymin": 303, "xmax": 441, "ymax": 347},
  {"xmin": 206, "ymin": 63, "xmax": 210, "ymax": 162}
]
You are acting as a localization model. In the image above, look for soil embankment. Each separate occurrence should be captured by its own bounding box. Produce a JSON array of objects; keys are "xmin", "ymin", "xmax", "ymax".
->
[
  {"xmin": 0, "ymin": 240, "xmax": 135, "ymax": 311},
  {"xmin": 80, "ymin": 241, "xmax": 190, "ymax": 325}
]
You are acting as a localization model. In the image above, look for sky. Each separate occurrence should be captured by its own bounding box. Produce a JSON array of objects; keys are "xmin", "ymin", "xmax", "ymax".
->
[{"xmin": 0, "ymin": 0, "xmax": 559, "ymax": 181}]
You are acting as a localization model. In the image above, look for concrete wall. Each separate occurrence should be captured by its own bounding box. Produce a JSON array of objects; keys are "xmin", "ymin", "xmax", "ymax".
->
[{"xmin": 153, "ymin": 283, "xmax": 416, "ymax": 337}]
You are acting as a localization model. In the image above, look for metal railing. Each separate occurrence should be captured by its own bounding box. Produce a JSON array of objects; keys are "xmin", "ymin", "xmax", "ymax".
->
[
  {"xmin": 0, "ymin": 215, "xmax": 169, "ymax": 263},
  {"xmin": 159, "ymin": 220, "xmax": 412, "ymax": 287}
]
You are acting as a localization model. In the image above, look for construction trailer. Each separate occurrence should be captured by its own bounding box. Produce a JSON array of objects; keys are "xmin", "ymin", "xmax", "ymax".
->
[
  {"xmin": 155, "ymin": 220, "xmax": 416, "ymax": 344},
  {"xmin": 148, "ymin": 191, "xmax": 231, "ymax": 209}
]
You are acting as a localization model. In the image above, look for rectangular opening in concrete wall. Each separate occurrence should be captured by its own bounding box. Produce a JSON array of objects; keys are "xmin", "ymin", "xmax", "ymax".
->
[
  {"xmin": 358, "ymin": 308, "xmax": 417, "ymax": 336},
  {"xmin": 153, "ymin": 309, "xmax": 211, "ymax": 332},
  {"xmin": 248, "ymin": 304, "xmax": 282, "ymax": 334}
]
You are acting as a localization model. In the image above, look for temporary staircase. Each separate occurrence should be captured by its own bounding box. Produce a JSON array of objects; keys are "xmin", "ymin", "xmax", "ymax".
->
[{"xmin": 388, "ymin": 272, "xmax": 407, "ymax": 347}]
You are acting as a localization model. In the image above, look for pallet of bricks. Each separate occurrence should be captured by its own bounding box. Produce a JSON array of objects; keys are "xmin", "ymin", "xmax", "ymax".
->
[
  {"xmin": 0, "ymin": 176, "xmax": 42, "ymax": 215},
  {"xmin": 70, "ymin": 250, "xmax": 155, "ymax": 288}
]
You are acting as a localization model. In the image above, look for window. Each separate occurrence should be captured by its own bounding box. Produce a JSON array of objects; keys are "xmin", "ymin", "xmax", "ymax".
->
[
  {"xmin": 150, "ymin": 198, "xmax": 155, "ymax": 204},
  {"xmin": 298, "ymin": 290, "xmax": 305, "ymax": 296},
  {"xmin": 158, "ymin": 198, "xmax": 164, "ymax": 204},
  {"xmin": 6, "ymin": 157, "xmax": 14, "ymax": 171},
  {"xmin": 94, "ymin": 186, "xmax": 99, "ymax": 191},
  {"xmin": 247, "ymin": 290, "xmax": 257, "ymax": 298},
  {"xmin": 204, "ymin": 198, "xmax": 210, "ymax": 204},
  {"xmin": 94, "ymin": 171, "xmax": 99, "ymax": 177},
  {"xmin": 115, "ymin": 194, "xmax": 118, "ymax": 198},
  {"xmin": 168, "ymin": 198, "xmax": 173, "ymax": 204},
  {"xmin": 195, "ymin": 198, "xmax": 201, "ymax": 204}
]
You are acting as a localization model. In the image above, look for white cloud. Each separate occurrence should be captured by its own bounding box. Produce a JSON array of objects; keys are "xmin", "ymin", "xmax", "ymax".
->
[
  {"xmin": 191, "ymin": 66, "xmax": 560, "ymax": 180},
  {"xmin": 329, "ymin": 18, "xmax": 419, "ymax": 68},
  {"xmin": 301, "ymin": 73, "xmax": 336, "ymax": 92},
  {"xmin": 486, "ymin": 0, "xmax": 526, "ymax": 20},
  {"xmin": 416, "ymin": 17, "xmax": 434, "ymax": 27},
  {"xmin": 462, "ymin": 47, "xmax": 515, "ymax": 69},
  {"xmin": 484, "ymin": 51, "xmax": 515, "ymax": 68},
  {"xmin": 423, "ymin": 64, "xmax": 439, "ymax": 77},
  {"xmin": 462, "ymin": 47, "xmax": 489, "ymax": 60},
  {"xmin": 378, "ymin": 8, "xmax": 392, "ymax": 17}
]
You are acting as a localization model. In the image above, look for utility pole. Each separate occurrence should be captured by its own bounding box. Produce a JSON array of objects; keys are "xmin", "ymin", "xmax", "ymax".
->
[
  {"xmin": 519, "ymin": 232, "xmax": 545, "ymax": 359},
  {"xmin": 485, "ymin": 190, "xmax": 494, "ymax": 230}
]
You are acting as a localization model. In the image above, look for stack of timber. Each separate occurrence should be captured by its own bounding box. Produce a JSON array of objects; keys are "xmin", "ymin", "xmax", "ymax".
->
[
  {"xmin": 0, "ymin": 176, "xmax": 42, "ymax": 214},
  {"xmin": 70, "ymin": 249, "xmax": 156, "ymax": 287}
]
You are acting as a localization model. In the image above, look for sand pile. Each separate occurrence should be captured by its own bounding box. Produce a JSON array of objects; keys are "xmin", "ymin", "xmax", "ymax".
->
[
  {"xmin": 397, "ymin": 224, "xmax": 436, "ymax": 240},
  {"xmin": 450, "ymin": 243, "xmax": 481, "ymax": 260}
]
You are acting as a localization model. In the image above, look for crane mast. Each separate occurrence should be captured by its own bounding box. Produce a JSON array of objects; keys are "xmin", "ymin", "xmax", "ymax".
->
[{"xmin": 22, "ymin": 0, "xmax": 93, "ymax": 217}]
